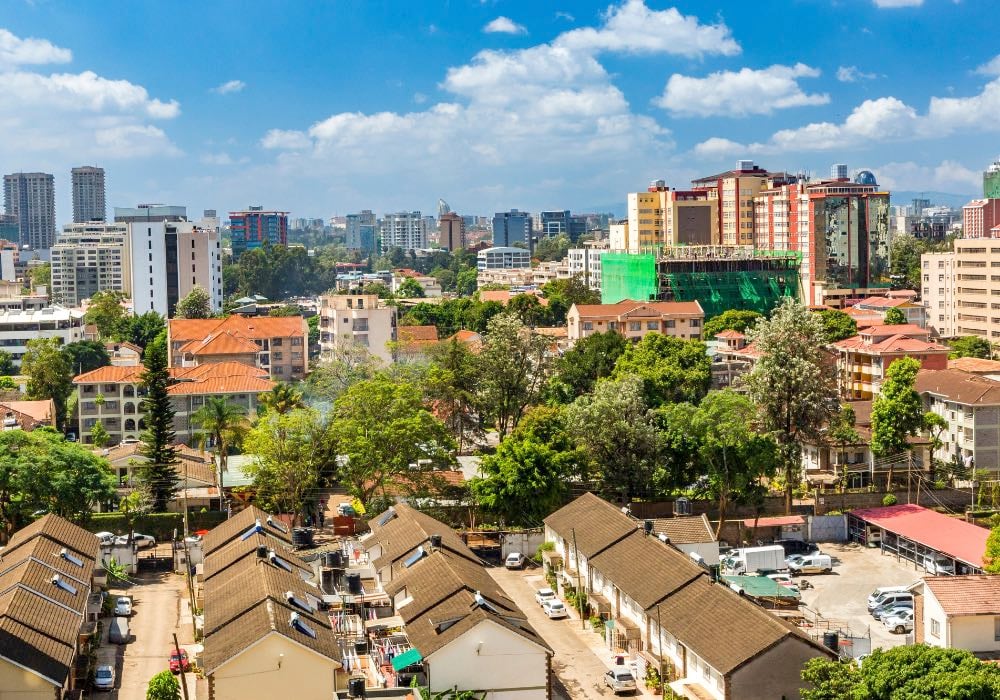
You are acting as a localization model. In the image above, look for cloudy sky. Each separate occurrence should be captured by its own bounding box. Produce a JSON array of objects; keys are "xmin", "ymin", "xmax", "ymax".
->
[{"xmin": 1, "ymin": 0, "xmax": 997, "ymax": 222}]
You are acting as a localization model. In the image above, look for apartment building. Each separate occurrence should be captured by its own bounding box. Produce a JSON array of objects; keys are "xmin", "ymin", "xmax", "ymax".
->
[
  {"xmin": 915, "ymin": 369, "xmax": 1000, "ymax": 472},
  {"xmin": 128, "ymin": 220, "xmax": 223, "ymax": 316},
  {"xmin": 74, "ymin": 361, "xmax": 273, "ymax": 446},
  {"xmin": 380, "ymin": 212, "xmax": 427, "ymax": 252},
  {"xmin": 345, "ymin": 210, "xmax": 377, "ymax": 253},
  {"xmin": 831, "ymin": 324, "xmax": 950, "ymax": 400},
  {"xmin": 228, "ymin": 206, "xmax": 288, "ymax": 260},
  {"xmin": 318, "ymin": 293, "xmax": 396, "ymax": 364},
  {"xmin": 937, "ymin": 239, "xmax": 1000, "ymax": 341},
  {"xmin": 492, "ymin": 209, "xmax": 533, "ymax": 251},
  {"xmin": 567, "ymin": 300, "xmax": 704, "ymax": 342},
  {"xmin": 921, "ymin": 252, "xmax": 958, "ymax": 338},
  {"xmin": 438, "ymin": 211, "xmax": 466, "ymax": 251},
  {"xmin": 168, "ymin": 316, "xmax": 308, "ymax": 379},
  {"xmin": 962, "ymin": 199, "xmax": 1000, "ymax": 239},
  {"xmin": 50, "ymin": 222, "xmax": 130, "ymax": 306},
  {"xmin": 692, "ymin": 161, "xmax": 793, "ymax": 247},
  {"xmin": 477, "ymin": 246, "xmax": 531, "ymax": 271},
  {"xmin": 0, "ymin": 306, "xmax": 84, "ymax": 368},
  {"xmin": 567, "ymin": 240, "xmax": 608, "ymax": 291},
  {"xmin": 620, "ymin": 181, "xmax": 718, "ymax": 253},
  {"xmin": 71, "ymin": 166, "xmax": 106, "ymax": 223},
  {"xmin": 910, "ymin": 576, "xmax": 1000, "ymax": 654},
  {"xmin": 3, "ymin": 171, "xmax": 56, "ymax": 250},
  {"xmin": 849, "ymin": 295, "xmax": 927, "ymax": 328}
]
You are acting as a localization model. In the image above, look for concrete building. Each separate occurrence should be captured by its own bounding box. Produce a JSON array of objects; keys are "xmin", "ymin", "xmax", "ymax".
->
[
  {"xmin": 0, "ymin": 306, "xmax": 84, "ymax": 368},
  {"xmin": 0, "ymin": 213, "xmax": 17, "ymax": 243},
  {"xmin": 51, "ymin": 222, "xmax": 130, "ymax": 306},
  {"xmin": 985, "ymin": 159, "xmax": 1000, "ymax": 200},
  {"xmin": 916, "ymin": 368, "xmax": 1000, "ymax": 472},
  {"xmin": 70, "ymin": 166, "xmax": 106, "ymax": 223},
  {"xmin": 3, "ymin": 172, "xmax": 56, "ymax": 249},
  {"xmin": 0, "ymin": 399, "xmax": 56, "ymax": 431},
  {"xmin": 911, "ymin": 576, "xmax": 1000, "ymax": 655},
  {"xmin": 567, "ymin": 300, "xmax": 704, "ymax": 342},
  {"xmin": 318, "ymin": 293, "xmax": 396, "ymax": 364},
  {"xmin": 831, "ymin": 324, "xmax": 950, "ymax": 400},
  {"xmin": 477, "ymin": 246, "xmax": 531, "ymax": 271},
  {"xmin": 168, "ymin": 316, "xmax": 308, "ymax": 379},
  {"xmin": 567, "ymin": 240, "xmax": 609, "ymax": 291},
  {"xmin": 921, "ymin": 252, "xmax": 958, "ymax": 337},
  {"xmin": 129, "ymin": 220, "xmax": 223, "ymax": 316},
  {"xmin": 620, "ymin": 181, "xmax": 719, "ymax": 253},
  {"xmin": 113, "ymin": 204, "xmax": 186, "ymax": 223},
  {"xmin": 849, "ymin": 295, "xmax": 927, "ymax": 328},
  {"xmin": 438, "ymin": 211, "xmax": 465, "ymax": 251},
  {"xmin": 692, "ymin": 161, "xmax": 794, "ymax": 248},
  {"xmin": 492, "ymin": 209, "xmax": 533, "ymax": 251},
  {"xmin": 345, "ymin": 210, "xmax": 377, "ymax": 254},
  {"xmin": 933, "ymin": 239, "xmax": 1000, "ymax": 341},
  {"xmin": 228, "ymin": 206, "xmax": 288, "ymax": 260},
  {"xmin": 962, "ymin": 199, "xmax": 1000, "ymax": 239},
  {"xmin": 380, "ymin": 212, "xmax": 427, "ymax": 252}
]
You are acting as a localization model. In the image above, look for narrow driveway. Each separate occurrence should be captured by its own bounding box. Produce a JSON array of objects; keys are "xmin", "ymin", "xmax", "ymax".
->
[{"xmin": 489, "ymin": 566, "xmax": 644, "ymax": 699}]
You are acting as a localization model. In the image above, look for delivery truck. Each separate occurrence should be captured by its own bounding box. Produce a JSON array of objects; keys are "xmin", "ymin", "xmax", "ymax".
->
[{"xmin": 722, "ymin": 545, "xmax": 787, "ymax": 574}]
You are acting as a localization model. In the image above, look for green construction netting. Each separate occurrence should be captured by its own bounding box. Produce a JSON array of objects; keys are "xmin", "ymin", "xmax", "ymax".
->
[
  {"xmin": 601, "ymin": 253, "xmax": 657, "ymax": 303},
  {"xmin": 660, "ymin": 269, "xmax": 799, "ymax": 318}
]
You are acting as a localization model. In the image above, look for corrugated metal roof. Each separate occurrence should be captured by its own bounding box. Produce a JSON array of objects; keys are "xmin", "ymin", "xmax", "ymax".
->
[{"xmin": 851, "ymin": 504, "xmax": 990, "ymax": 567}]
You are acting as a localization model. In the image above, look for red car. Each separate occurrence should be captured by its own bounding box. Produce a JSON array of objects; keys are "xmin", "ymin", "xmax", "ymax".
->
[{"xmin": 169, "ymin": 650, "xmax": 190, "ymax": 674}]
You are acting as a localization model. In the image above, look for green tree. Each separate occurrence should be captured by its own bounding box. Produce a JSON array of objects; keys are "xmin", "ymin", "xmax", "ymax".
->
[
  {"xmin": 882, "ymin": 307, "xmax": 907, "ymax": 325},
  {"xmin": 507, "ymin": 293, "xmax": 550, "ymax": 327},
  {"xmin": 146, "ymin": 669, "xmax": 181, "ymax": 700},
  {"xmin": 471, "ymin": 406, "xmax": 583, "ymax": 525},
  {"xmin": 28, "ymin": 262, "xmax": 50, "ymax": 291},
  {"xmin": 829, "ymin": 404, "xmax": 861, "ymax": 474},
  {"xmin": 540, "ymin": 276, "xmax": 600, "ymax": 326},
  {"xmin": 870, "ymin": 357, "xmax": 924, "ymax": 487},
  {"xmin": 22, "ymin": 338, "xmax": 73, "ymax": 429},
  {"xmin": 742, "ymin": 297, "xmax": 838, "ymax": 513},
  {"xmin": 424, "ymin": 338, "xmax": 482, "ymax": 453},
  {"xmin": 701, "ymin": 310, "xmax": 762, "ymax": 340},
  {"xmin": 948, "ymin": 335, "xmax": 992, "ymax": 359},
  {"xmin": 477, "ymin": 313, "xmax": 552, "ymax": 437},
  {"xmin": 652, "ymin": 401, "xmax": 702, "ymax": 494},
  {"xmin": 0, "ymin": 428, "xmax": 116, "ymax": 536},
  {"xmin": 331, "ymin": 377, "xmax": 455, "ymax": 506},
  {"xmin": 611, "ymin": 333, "xmax": 711, "ymax": 408},
  {"xmin": 90, "ymin": 421, "xmax": 110, "ymax": 448},
  {"xmin": 258, "ymin": 383, "xmax": 305, "ymax": 415},
  {"xmin": 174, "ymin": 285, "xmax": 213, "ymax": 319},
  {"xmin": 455, "ymin": 268, "xmax": 478, "ymax": 297},
  {"xmin": 138, "ymin": 332, "xmax": 178, "ymax": 511},
  {"xmin": 800, "ymin": 657, "xmax": 860, "ymax": 700},
  {"xmin": 122, "ymin": 311, "xmax": 166, "ymax": 351},
  {"xmin": 816, "ymin": 309, "xmax": 858, "ymax": 343},
  {"xmin": 888, "ymin": 234, "xmax": 925, "ymax": 291},
  {"xmin": 985, "ymin": 521, "xmax": 1000, "ymax": 574},
  {"xmin": 533, "ymin": 233, "xmax": 571, "ymax": 262},
  {"xmin": 566, "ymin": 375, "xmax": 661, "ymax": 502},
  {"xmin": 61, "ymin": 340, "xmax": 111, "ymax": 374},
  {"xmin": 191, "ymin": 397, "xmax": 249, "ymax": 498},
  {"xmin": 549, "ymin": 330, "xmax": 628, "ymax": 403},
  {"xmin": 396, "ymin": 277, "xmax": 426, "ymax": 299},
  {"xmin": 244, "ymin": 407, "xmax": 328, "ymax": 523},
  {"xmin": 0, "ymin": 349, "xmax": 14, "ymax": 375},
  {"xmin": 119, "ymin": 486, "xmax": 153, "ymax": 544},
  {"xmin": 84, "ymin": 290, "xmax": 129, "ymax": 339}
]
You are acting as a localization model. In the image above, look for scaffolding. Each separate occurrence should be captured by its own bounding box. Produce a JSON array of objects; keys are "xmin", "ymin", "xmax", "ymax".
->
[{"xmin": 601, "ymin": 253, "xmax": 657, "ymax": 303}]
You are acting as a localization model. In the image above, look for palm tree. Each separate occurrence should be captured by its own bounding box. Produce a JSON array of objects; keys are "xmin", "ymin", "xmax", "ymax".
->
[
  {"xmin": 258, "ymin": 383, "xmax": 305, "ymax": 416},
  {"xmin": 190, "ymin": 398, "xmax": 250, "ymax": 509}
]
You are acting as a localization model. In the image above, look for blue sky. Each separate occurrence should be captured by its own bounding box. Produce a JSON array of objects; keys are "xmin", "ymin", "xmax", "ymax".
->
[{"xmin": 2, "ymin": 0, "xmax": 998, "ymax": 222}]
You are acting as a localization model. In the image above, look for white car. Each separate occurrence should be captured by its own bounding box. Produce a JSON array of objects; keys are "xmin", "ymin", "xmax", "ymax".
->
[
  {"xmin": 115, "ymin": 533, "xmax": 156, "ymax": 549},
  {"xmin": 605, "ymin": 668, "xmax": 637, "ymax": 695},
  {"xmin": 883, "ymin": 608, "xmax": 914, "ymax": 634},
  {"xmin": 542, "ymin": 600, "xmax": 568, "ymax": 619},
  {"xmin": 114, "ymin": 597, "xmax": 132, "ymax": 617},
  {"xmin": 766, "ymin": 573, "xmax": 797, "ymax": 589},
  {"xmin": 95, "ymin": 531, "xmax": 115, "ymax": 546},
  {"xmin": 535, "ymin": 587, "xmax": 556, "ymax": 606},
  {"xmin": 93, "ymin": 664, "xmax": 115, "ymax": 691},
  {"xmin": 505, "ymin": 552, "xmax": 526, "ymax": 569}
]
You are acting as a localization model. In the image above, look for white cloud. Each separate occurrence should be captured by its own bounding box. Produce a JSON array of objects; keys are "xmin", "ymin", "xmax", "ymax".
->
[
  {"xmin": 483, "ymin": 16, "xmax": 527, "ymax": 35},
  {"xmin": 656, "ymin": 64, "xmax": 827, "ymax": 117},
  {"xmin": 693, "ymin": 137, "xmax": 747, "ymax": 159},
  {"xmin": 260, "ymin": 129, "xmax": 313, "ymax": 150},
  {"xmin": 876, "ymin": 160, "xmax": 981, "ymax": 192},
  {"xmin": 873, "ymin": 0, "xmax": 922, "ymax": 6},
  {"xmin": 212, "ymin": 79, "xmax": 246, "ymax": 94},
  {"xmin": 555, "ymin": 0, "xmax": 740, "ymax": 57},
  {"xmin": 555, "ymin": 11, "xmax": 575, "ymax": 21},
  {"xmin": 975, "ymin": 55, "xmax": 1000, "ymax": 76},
  {"xmin": 0, "ymin": 28, "xmax": 71, "ymax": 67},
  {"xmin": 837, "ymin": 65, "xmax": 878, "ymax": 82},
  {"xmin": 93, "ymin": 125, "xmax": 179, "ymax": 158}
]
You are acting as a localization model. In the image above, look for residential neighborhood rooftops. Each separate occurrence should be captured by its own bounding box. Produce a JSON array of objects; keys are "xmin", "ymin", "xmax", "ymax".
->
[
  {"xmin": 73, "ymin": 360, "xmax": 274, "ymax": 396},
  {"xmin": 920, "ymin": 575, "xmax": 1000, "ymax": 616},
  {"xmin": 169, "ymin": 315, "xmax": 305, "ymax": 343},
  {"xmin": 571, "ymin": 300, "xmax": 704, "ymax": 318},
  {"xmin": 948, "ymin": 357, "xmax": 1000, "ymax": 375},
  {"xmin": 543, "ymin": 492, "xmax": 637, "ymax": 559},
  {"xmin": 713, "ymin": 329, "xmax": 746, "ymax": 340},
  {"xmin": 178, "ymin": 330, "xmax": 261, "ymax": 356},
  {"xmin": 368, "ymin": 504, "xmax": 480, "ymax": 572},
  {"xmin": 0, "ymin": 400, "xmax": 54, "ymax": 425},
  {"xmin": 4, "ymin": 514, "xmax": 99, "ymax": 562},
  {"xmin": 202, "ymin": 505, "xmax": 292, "ymax": 556},
  {"xmin": 915, "ymin": 369, "xmax": 1000, "ymax": 406},
  {"xmin": 832, "ymin": 333, "xmax": 948, "ymax": 354},
  {"xmin": 851, "ymin": 504, "xmax": 990, "ymax": 567},
  {"xmin": 590, "ymin": 530, "xmax": 704, "ymax": 610},
  {"xmin": 648, "ymin": 514, "xmax": 716, "ymax": 545}
]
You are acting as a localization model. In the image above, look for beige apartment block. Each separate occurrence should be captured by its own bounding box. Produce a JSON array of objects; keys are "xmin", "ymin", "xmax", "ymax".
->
[
  {"xmin": 623, "ymin": 182, "xmax": 717, "ymax": 253},
  {"xmin": 318, "ymin": 293, "xmax": 396, "ymax": 364},
  {"xmin": 946, "ymin": 239, "xmax": 1000, "ymax": 341},
  {"xmin": 168, "ymin": 316, "xmax": 308, "ymax": 380},
  {"xmin": 921, "ymin": 251, "xmax": 957, "ymax": 338},
  {"xmin": 567, "ymin": 300, "xmax": 704, "ymax": 342}
]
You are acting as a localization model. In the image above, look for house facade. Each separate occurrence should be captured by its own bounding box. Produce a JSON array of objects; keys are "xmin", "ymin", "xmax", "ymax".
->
[
  {"xmin": 915, "ymin": 368, "xmax": 1000, "ymax": 472},
  {"xmin": 318, "ymin": 293, "xmax": 396, "ymax": 365},
  {"xmin": 567, "ymin": 300, "xmax": 704, "ymax": 342},
  {"xmin": 831, "ymin": 324, "xmax": 950, "ymax": 400},
  {"xmin": 168, "ymin": 316, "xmax": 308, "ymax": 380},
  {"xmin": 911, "ymin": 576, "xmax": 1000, "ymax": 656}
]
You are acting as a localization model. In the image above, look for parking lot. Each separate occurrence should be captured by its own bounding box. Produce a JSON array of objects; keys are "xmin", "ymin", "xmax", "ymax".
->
[{"xmin": 798, "ymin": 541, "xmax": 924, "ymax": 650}]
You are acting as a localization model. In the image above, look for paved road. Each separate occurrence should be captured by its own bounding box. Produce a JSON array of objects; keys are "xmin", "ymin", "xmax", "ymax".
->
[
  {"xmin": 489, "ymin": 566, "xmax": 643, "ymax": 699},
  {"xmin": 94, "ymin": 555, "xmax": 197, "ymax": 700}
]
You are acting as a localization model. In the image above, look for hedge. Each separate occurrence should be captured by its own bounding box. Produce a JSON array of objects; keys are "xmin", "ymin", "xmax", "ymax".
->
[{"xmin": 85, "ymin": 511, "xmax": 227, "ymax": 541}]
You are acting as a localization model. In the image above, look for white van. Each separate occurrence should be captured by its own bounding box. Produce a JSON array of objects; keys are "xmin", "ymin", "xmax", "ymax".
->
[
  {"xmin": 869, "ymin": 589, "xmax": 912, "ymax": 613},
  {"xmin": 868, "ymin": 585, "xmax": 908, "ymax": 609},
  {"xmin": 787, "ymin": 553, "xmax": 832, "ymax": 574},
  {"xmin": 923, "ymin": 555, "xmax": 955, "ymax": 575}
]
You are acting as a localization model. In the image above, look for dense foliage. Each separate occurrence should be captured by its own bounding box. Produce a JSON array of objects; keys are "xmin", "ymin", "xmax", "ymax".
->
[{"xmin": 138, "ymin": 332, "xmax": 178, "ymax": 510}]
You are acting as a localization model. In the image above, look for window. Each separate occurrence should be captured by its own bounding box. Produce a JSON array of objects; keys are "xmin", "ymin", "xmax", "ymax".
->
[
  {"xmin": 690, "ymin": 319, "xmax": 700, "ymax": 328},
  {"xmin": 995, "ymin": 617, "xmax": 1000, "ymax": 642},
  {"xmin": 628, "ymin": 321, "xmax": 641, "ymax": 331},
  {"xmin": 272, "ymin": 338, "xmax": 282, "ymax": 346},
  {"xmin": 931, "ymin": 619, "xmax": 941, "ymax": 638},
  {"xmin": 274, "ymin": 365, "xmax": 284, "ymax": 375},
  {"xmin": 646, "ymin": 321, "xmax": 658, "ymax": 330},
  {"xmin": 665, "ymin": 320, "xmax": 676, "ymax": 328},
  {"xmin": 582, "ymin": 321, "xmax": 594, "ymax": 331},
  {"xmin": 291, "ymin": 337, "xmax": 302, "ymax": 346}
]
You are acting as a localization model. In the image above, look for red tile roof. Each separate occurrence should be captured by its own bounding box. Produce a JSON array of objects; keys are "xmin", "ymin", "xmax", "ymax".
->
[
  {"xmin": 862, "ymin": 324, "xmax": 928, "ymax": 337},
  {"xmin": 852, "ymin": 296, "xmax": 910, "ymax": 309},
  {"xmin": 714, "ymin": 330, "xmax": 746, "ymax": 339},
  {"xmin": 179, "ymin": 331, "xmax": 261, "ymax": 356},
  {"xmin": 169, "ymin": 315, "xmax": 305, "ymax": 343},
  {"xmin": 949, "ymin": 357, "xmax": 1000, "ymax": 374},
  {"xmin": 72, "ymin": 365, "xmax": 144, "ymax": 384},
  {"xmin": 398, "ymin": 325, "xmax": 440, "ymax": 344},
  {"xmin": 573, "ymin": 300, "xmax": 703, "ymax": 318},
  {"xmin": 0, "ymin": 400, "xmax": 54, "ymax": 424},
  {"xmin": 851, "ymin": 504, "xmax": 990, "ymax": 567},
  {"xmin": 833, "ymin": 333, "xmax": 948, "ymax": 354},
  {"xmin": 922, "ymin": 576, "xmax": 1000, "ymax": 616}
]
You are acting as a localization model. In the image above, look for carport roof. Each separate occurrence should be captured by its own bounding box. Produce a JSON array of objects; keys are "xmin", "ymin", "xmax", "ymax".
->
[{"xmin": 851, "ymin": 504, "xmax": 989, "ymax": 568}]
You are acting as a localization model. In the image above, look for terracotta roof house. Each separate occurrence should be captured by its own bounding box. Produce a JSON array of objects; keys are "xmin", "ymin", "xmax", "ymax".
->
[
  {"xmin": 911, "ymin": 576, "xmax": 1000, "ymax": 657},
  {"xmin": 831, "ymin": 325, "xmax": 950, "ymax": 400},
  {"xmin": 848, "ymin": 295, "xmax": 927, "ymax": 328},
  {"xmin": 948, "ymin": 356, "xmax": 1000, "ymax": 381},
  {"xmin": 168, "ymin": 315, "xmax": 308, "ymax": 380},
  {"xmin": 396, "ymin": 325, "xmax": 439, "ymax": 362},
  {"xmin": 567, "ymin": 300, "xmax": 704, "ymax": 342},
  {"xmin": 0, "ymin": 399, "xmax": 55, "ymax": 431},
  {"xmin": 648, "ymin": 514, "xmax": 720, "ymax": 565}
]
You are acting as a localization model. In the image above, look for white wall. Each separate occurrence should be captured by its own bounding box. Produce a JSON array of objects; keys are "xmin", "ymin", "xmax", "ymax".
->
[
  {"xmin": 676, "ymin": 542, "xmax": 720, "ymax": 567},
  {"xmin": 922, "ymin": 587, "xmax": 949, "ymax": 648},
  {"xmin": 128, "ymin": 222, "xmax": 168, "ymax": 315},
  {"xmin": 950, "ymin": 615, "xmax": 1000, "ymax": 653}
]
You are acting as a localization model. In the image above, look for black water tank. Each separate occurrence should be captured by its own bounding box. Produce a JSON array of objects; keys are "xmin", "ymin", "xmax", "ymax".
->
[
  {"xmin": 429, "ymin": 534, "xmax": 442, "ymax": 549},
  {"xmin": 292, "ymin": 528, "xmax": 313, "ymax": 548},
  {"xmin": 823, "ymin": 631, "xmax": 839, "ymax": 652},
  {"xmin": 347, "ymin": 677, "xmax": 365, "ymax": 697},
  {"xmin": 346, "ymin": 572, "xmax": 362, "ymax": 595},
  {"xmin": 256, "ymin": 545, "xmax": 268, "ymax": 559},
  {"xmin": 396, "ymin": 674, "xmax": 413, "ymax": 687},
  {"xmin": 354, "ymin": 640, "xmax": 368, "ymax": 655},
  {"xmin": 643, "ymin": 520, "xmax": 654, "ymax": 535},
  {"xmin": 329, "ymin": 550, "xmax": 344, "ymax": 567},
  {"xmin": 320, "ymin": 568, "xmax": 335, "ymax": 593},
  {"xmin": 323, "ymin": 551, "xmax": 335, "ymax": 567}
]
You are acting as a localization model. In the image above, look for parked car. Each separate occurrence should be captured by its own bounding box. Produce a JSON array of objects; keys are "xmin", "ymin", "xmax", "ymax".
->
[
  {"xmin": 113, "ymin": 596, "xmax": 132, "ymax": 617},
  {"xmin": 109, "ymin": 616, "xmax": 130, "ymax": 644},
  {"xmin": 504, "ymin": 552, "xmax": 526, "ymax": 570},
  {"xmin": 169, "ymin": 649, "xmax": 191, "ymax": 674},
  {"xmin": 870, "ymin": 592, "xmax": 913, "ymax": 616},
  {"xmin": 535, "ymin": 587, "xmax": 556, "ymax": 606},
  {"xmin": 542, "ymin": 600, "xmax": 568, "ymax": 619},
  {"xmin": 93, "ymin": 664, "xmax": 115, "ymax": 690},
  {"xmin": 873, "ymin": 600, "xmax": 913, "ymax": 621},
  {"xmin": 867, "ymin": 586, "xmax": 909, "ymax": 611},
  {"xmin": 883, "ymin": 609, "xmax": 914, "ymax": 634},
  {"xmin": 115, "ymin": 533, "xmax": 156, "ymax": 549},
  {"xmin": 787, "ymin": 554, "xmax": 833, "ymax": 574},
  {"xmin": 95, "ymin": 531, "xmax": 115, "ymax": 546},
  {"xmin": 775, "ymin": 539, "xmax": 819, "ymax": 557},
  {"xmin": 605, "ymin": 668, "xmax": 638, "ymax": 695},
  {"xmin": 923, "ymin": 555, "xmax": 956, "ymax": 575},
  {"xmin": 766, "ymin": 573, "xmax": 798, "ymax": 589}
]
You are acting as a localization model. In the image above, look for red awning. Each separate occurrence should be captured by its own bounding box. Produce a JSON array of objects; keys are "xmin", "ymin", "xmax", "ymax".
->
[
  {"xmin": 742, "ymin": 515, "xmax": 805, "ymax": 528},
  {"xmin": 851, "ymin": 504, "xmax": 989, "ymax": 567}
]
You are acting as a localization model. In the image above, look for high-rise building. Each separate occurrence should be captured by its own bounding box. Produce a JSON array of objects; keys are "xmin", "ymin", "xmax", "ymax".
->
[
  {"xmin": 831, "ymin": 163, "xmax": 848, "ymax": 180},
  {"xmin": 492, "ymin": 210, "xmax": 533, "ymax": 250},
  {"xmin": 438, "ymin": 212, "xmax": 465, "ymax": 251},
  {"xmin": 618, "ymin": 181, "xmax": 718, "ymax": 253},
  {"xmin": 691, "ymin": 162, "xmax": 794, "ymax": 247},
  {"xmin": 379, "ymin": 212, "xmax": 426, "ymax": 251},
  {"xmin": 3, "ymin": 172, "xmax": 56, "ymax": 249},
  {"xmin": 930, "ymin": 238, "xmax": 1000, "ymax": 340},
  {"xmin": 129, "ymin": 221, "xmax": 223, "ymax": 316},
  {"xmin": 346, "ymin": 210, "xmax": 377, "ymax": 253},
  {"xmin": 0, "ymin": 215, "xmax": 17, "ymax": 243},
  {"xmin": 51, "ymin": 222, "xmax": 131, "ymax": 306},
  {"xmin": 984, "ymin": 159, "xmax": 1000, "ymax": 199},
  {"xmin": 228, "ymin": 206, "xmax": 288, "ymax": 260},
  {"xmin": 70, "ymin": 166, "xmax": 106, "ymax": 223},
  {"xmin": 114, "ymin": 204, "xmax": 187, "ymax": 222},
  {"xmin": 437, "ymin": 199, "xmax": 451, "ymax": 217},
  {"xmin": 962, "ymin": 199, "xmax": 1000, "ymax": 239},
  {"xmin": 920, "ymin": 251, "xmax": 957, "ymax": 338},
  {"xmin": 199, "ymin": 209, "xmax": 220, "ymax": 232}
]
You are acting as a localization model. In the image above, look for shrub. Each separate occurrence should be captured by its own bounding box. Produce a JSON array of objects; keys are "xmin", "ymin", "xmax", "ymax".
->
[{"xmin": 882, "ymin": 493, "xmax": 898, "ymax": 507}]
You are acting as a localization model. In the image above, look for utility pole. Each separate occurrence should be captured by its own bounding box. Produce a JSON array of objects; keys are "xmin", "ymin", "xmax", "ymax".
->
[
  {"xmin": 657, "ymin": 604, "xmax": 665, "ymax": 695},
  {"xmin": 173, "ymin": 632, "xmax": 190, "ymax": 700},
  {"xmin": 571, "ymin": 528, "xmax": 584, "ymax": 631}
]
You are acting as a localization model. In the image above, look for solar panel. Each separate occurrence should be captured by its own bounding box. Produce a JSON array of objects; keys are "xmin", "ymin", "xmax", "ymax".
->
[
  {"xmin": 403, "ymin": 546, "xmax": 426, "ymax": 568},
  {"xmin": 268, "ymin": 551, "xmax": 293, "ymax": 572},
  {"xmin": 240, "ymin": 520, "xmax": 264, "ymax": 541},
  {"xmin": 266, "ymin": 516, "xmax": 288, "ymax": 534},
  {"xmin": 289, "ymin": 612, "xmax": 316, "ymax": 638},
  {"xmin": 59, "ymin": 548, "xmax": 83, "ymax": 567},
  {"xmin": 376, "ymin": 508, "xmax": 397, "ymax": 527},
  {"xmin": 51, "ymin": 575, "xmax": 77, "ymax": 596}
]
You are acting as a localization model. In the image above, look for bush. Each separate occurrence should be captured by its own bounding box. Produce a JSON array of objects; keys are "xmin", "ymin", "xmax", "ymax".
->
[
  {"xmin": 882, "ymin": 493, "xmax": 898, "ymax": 507},
  {"xmin": 146, "ymin": 670, "xmax": 180, "ymax": 700}
]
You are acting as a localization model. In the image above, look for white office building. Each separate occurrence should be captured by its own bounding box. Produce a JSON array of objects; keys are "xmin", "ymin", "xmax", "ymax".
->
[
  {"xmin": 0, "ymin": 306, "xmax": 85, "ymax": 367},
  {"xmin": 567, "ymin": 241, "xmax": 609, "ymax": 291},
  {"xmin": 130, "ymin": 221, "xmax": 223, "ymax": 316},
  {"xmin": 477, "ymin": 246, "xmax": 532, "ymax": 271},
  {"xmin": 379, "ymin": 212, "xmax": 426, "ymax": 252}
]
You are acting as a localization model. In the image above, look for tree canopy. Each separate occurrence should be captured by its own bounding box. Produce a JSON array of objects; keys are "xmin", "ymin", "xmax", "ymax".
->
[
  {"xmin": 882, "ymin": 307, "xmax": 907, "ymax": 325},
  {"xmin": 870, "ymin": 357, "xmax": 924, "ymax": 460},
  {"xmin": 61, "ymin": 340, "xmax": 110, "ymax": 374},
  {"xmin": 396, "ymin": 277, "xmax": 426, "ymax": 299},
  {"xmin": 174, "ymin": 285, "xmax": 213, "ymax": 319},
  {"xmin": 948, "ymin": 335, "xmax": 992, "ymax": 360},
  {"xmin": 611, "ymin": 332, "xmax": 711, "ymax": 408},
  {"xmin": 701, "ymin": 310, "xmax": 762, "ymax": 340},
  {"xmin": 138, "ymin": 332, "xmax": 178, "ymax": 510},
  {"xmin": 548, "ymin": 330, "xmax": 628, "ymax": 403},
  {"xmin": 22, "ymin": 338, "xmax": 73, "ymax": 429},
  {"xmin": 815, "ymin": 309, "xmax": 858, "ymax": 343},
  {"xmin": 84, "ymin": 290, "xmax": 129, "ymax": 339}
]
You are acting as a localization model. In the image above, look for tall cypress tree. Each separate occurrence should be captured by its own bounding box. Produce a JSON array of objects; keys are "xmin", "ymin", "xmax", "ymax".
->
[{"xmin": 139, "ymin": 331, "xmax": 178, "ymax": 511}]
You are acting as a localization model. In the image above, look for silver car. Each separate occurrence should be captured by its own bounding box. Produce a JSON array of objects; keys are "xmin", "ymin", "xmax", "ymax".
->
[
  {"xmin": 883, "ymin": 609, "xmax": 914, "ymax": 634},
  {"xmin": 605, "ymin": 668, "xmax": 637, "ymax": 695},
  {"xmin": 94, "ymin": 664, "xmax": 115, "ymax": 691}
]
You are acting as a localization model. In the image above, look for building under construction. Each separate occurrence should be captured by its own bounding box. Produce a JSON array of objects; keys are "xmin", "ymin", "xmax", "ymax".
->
[{"xmin": 601, "ymin": 246, "xmax": 801, "ymax": 319}]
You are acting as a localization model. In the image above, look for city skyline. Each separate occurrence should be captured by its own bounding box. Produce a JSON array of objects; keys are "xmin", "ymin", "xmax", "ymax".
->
[{"xmin": 1, "ymin": 0, "xmax": 997, "ymax": 223}]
